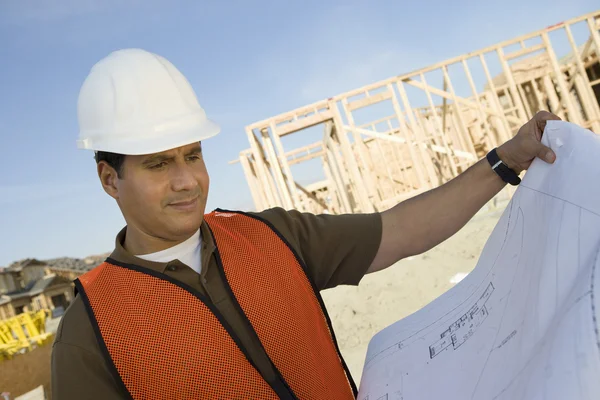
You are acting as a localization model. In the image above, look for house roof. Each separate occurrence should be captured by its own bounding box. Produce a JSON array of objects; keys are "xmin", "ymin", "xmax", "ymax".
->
[
  {"xmin": 2, "ymin": 253, "xmax": 109, "ymax": 274},
  {"xmin": 45, "ymin": 254, "xmax": 108, "ymax": 272},
  {"xmin": 6, "ymin": 274, "xmax": 73, "ymax": 300},
  {"xmin": 2, "ymin": 258, "xmax": 47, "ymax": 272},
  {"xmin": 0, "ymin": 295, "xmax": 10, "ymax": 306}
]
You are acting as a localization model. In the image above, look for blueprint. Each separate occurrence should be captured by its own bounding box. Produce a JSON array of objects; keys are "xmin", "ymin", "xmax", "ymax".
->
[{"xmin": 357, "ymin": 121, "xmax": 600, "ymax": 400}]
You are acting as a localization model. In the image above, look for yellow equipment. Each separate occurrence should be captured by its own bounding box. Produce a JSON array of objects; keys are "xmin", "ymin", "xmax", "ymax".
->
[{"xmin": 0, "ymin": 310, "xmax": 53, "ymax": 361}]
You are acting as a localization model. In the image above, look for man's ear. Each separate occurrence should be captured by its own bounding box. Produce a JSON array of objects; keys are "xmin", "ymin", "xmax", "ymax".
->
[{"xmin": 97, "ymin": 161, "xmax": 120, "ymax": 200}]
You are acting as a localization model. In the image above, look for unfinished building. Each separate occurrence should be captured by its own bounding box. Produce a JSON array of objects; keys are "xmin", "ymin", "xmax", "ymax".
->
[{"xmin": 235, "ymin": 11, "xmax": 600, "ymax": 214}]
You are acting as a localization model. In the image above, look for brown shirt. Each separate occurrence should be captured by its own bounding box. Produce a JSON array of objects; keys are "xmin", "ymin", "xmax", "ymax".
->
[{"xmin": 51, "ymin": 207, "xmax": 382, "ymax": 399}]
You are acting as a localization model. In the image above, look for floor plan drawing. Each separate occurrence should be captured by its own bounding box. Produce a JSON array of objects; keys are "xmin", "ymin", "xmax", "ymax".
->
[
  {"xmin": 429, "ymin": 283, "xmax": 494, "ymax": 359},
  {"xmin": 357, "ymin": 121, "xmax": 600, "ymax": 400}
]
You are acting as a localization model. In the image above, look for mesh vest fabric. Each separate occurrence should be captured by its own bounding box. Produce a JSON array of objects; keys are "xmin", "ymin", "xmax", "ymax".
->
[
  {"xmin": 206, "ymin": 210, "xmax": 355, "ymax": 400},
  {"xmin": 76, "ymin": 263, "xmax": 279, "ymax": 399},
  {"xmin": 76, "ymin": 210, "xmax": 355, "ymax": 399}
]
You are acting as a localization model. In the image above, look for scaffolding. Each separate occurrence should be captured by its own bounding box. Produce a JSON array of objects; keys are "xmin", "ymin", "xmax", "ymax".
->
[{"xmin": 235, "ymin": 10, "xmax": 600, "ymax": 214}]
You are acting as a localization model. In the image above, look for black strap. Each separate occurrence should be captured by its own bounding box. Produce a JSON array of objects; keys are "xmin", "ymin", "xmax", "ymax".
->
[{"xmin": 486, "ymin": 148, "xmax": 521, "ymax": 186}]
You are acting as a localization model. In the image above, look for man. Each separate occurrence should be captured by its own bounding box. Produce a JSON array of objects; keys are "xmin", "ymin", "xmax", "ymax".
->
[{"xmin": 51, "ymin": 48, "xmax": 560, "ymax": 399}]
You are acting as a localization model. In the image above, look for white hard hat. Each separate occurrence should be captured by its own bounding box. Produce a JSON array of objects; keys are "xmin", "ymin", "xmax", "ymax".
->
[{"xmin": 76, "ymin": 48, "xmax": 220, "ymax": 155}]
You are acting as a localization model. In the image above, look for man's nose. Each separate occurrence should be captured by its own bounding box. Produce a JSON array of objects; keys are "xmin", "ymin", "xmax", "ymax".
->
[{"xmin": 170, "ymin": 163, "xmax": 198, "ymax": 192}]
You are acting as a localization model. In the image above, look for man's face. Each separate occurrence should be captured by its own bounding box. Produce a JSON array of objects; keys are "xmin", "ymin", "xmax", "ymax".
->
[{"xmin": 107, "ymin": 142, "xmax": 209, "ymax": 242}]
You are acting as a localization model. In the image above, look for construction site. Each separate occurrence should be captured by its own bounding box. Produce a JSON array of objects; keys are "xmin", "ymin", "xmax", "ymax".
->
[
  {"xmin": 234, "ymin": 10, "xmax": 600, "ymax": 214},
  {"xmin": 0, "ymin": 255, "xmax": 107, "ymax": 399},
  {"xmin": 2, "ymin": 9, "xmax": 600, "ymax": 400}
]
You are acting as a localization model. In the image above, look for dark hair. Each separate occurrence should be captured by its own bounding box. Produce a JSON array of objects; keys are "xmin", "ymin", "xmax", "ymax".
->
[{"xmin": 95, "ymin": 151, "xmax": 126, "ymax": 178}]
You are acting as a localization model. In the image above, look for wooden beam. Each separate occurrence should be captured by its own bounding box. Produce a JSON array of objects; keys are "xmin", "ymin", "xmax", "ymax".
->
[
  {"xmin": 269, "ymin": 122, "xmax": 301, "ymax": 208},
  {"xmin": 541, "ymin": 75, "xmax": 565, "ymax": 119},
  {"xmin": 496, "ymin": 47, "xmax": 528, "ymax": 121},
  {"xmin": 462, "ymin": 59, "xmax": 498, "ymax": 149},
  {"xmin": 344, "ymin": 125, "xmax": 476, "ymax": 160},
  {"xmin": 441, "ymin": 66, "xmax": 478, "ymax": 156},
  {"xmin": 284, "ymin": 141, "xmax": 322, "ymax": 157},
  {"xmin": 288, "ymin": 151, "xmax": 325, "ymax": 166},
  {"xmin": 323, "ymin": 124, "xmax": 353, "ymax": 213},
  {"xmin": 346, "ymin": 90, "xmax": 393, "ymax": 111},
  {"xmin": 331, "ymin": 102, "xmax": 374, "ymax": 212},
  {"xmin": 239, "ymin": 154, "xmax": 265, "ymax": 211},
  {"xmin": 565, "ymin": 23, "xmax": 600, "ymax": 132},
  {"xmin": 403, "ymin": 78, "xmax": 523, "ymax": 126},
  {"xmin": 396, "ymin": 81, "xmax": 440, "ymax": 185},
  {"xmin": 261, "ymin": 128, "xmax": 294, "ymax": 209},
  {"xmin": 275, "ymin": 110, "xmax": 334, "ymax": 136},
  {"xmin": 503, "ymin": 44, "xmax": 546, "ymax": 61},
  {"xmin": 479, "ymin": 54, "xmax": 513, "ymax": 141},
  {"xmin": 420, "ymin": 73, "xmax": 459, "ymax": 177},
  {"xmin": 541, "ymin": 31, "xmax": 582, "ymax": 125},
  {"xmin": 245, "ymin": 128, "xmax": 278, "ymax": 207},
  {"xmin": 341, "ymin": 97, "xmax": 380, "ymax": 205},
  {"xmin": 358, "ymin": 114, "xmax": 397, "ymax": 129},
  {"xmin": 294, "ymin": 181, "xmax": 329, "ymax": 211},
  {"xmin": 388, "ymin": 83, "xmax": 427, "ymax": 188}
]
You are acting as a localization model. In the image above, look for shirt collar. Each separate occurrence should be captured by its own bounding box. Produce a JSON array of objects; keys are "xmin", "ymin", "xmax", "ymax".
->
[{"xmin": 108, "ymin": 220, "xmax": 215, "ymax": 274}]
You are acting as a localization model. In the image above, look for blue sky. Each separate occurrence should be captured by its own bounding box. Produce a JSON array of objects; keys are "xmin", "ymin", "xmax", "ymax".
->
[{"xmin": 0, "ymin": 0, "xmax": 598, "ymax": 265}]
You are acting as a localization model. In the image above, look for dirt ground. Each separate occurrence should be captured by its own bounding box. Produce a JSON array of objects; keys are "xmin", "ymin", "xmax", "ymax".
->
[
  {"xmin": 322, "ymin": 202, "xmax": 505, "ymax": 384},
  {"xmin": 0, "ymin": 342, "xmax": 52, "ymax": 399}
]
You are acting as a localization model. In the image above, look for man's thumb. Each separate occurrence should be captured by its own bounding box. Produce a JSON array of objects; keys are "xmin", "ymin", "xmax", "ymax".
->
[{"xmin": 537, "ymin": 144, "xmax": 556, "ymax": 164}]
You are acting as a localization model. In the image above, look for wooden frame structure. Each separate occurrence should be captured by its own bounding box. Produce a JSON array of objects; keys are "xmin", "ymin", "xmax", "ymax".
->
[{"xmin": 235, "ymin": 11, "xmax": 600, "ymax": 214}]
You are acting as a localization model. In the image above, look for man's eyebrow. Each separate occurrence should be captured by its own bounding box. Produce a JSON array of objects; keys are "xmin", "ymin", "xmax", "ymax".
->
[
  {"xmin": 141, "ymin": 145, "xmax": 202, "ymax": 165},
  {"xmin": 185, "ymin": 146, "xmax": 202, "ymax": 156},
  {"xmin": 141, "ymin": 154, "xmax": 171, "ymax": 166}
]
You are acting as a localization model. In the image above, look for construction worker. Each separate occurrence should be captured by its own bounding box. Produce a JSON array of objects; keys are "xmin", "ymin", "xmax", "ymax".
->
[{"xmin": 51, "ymin": 48, "xmax": 560, "ymax": 399}]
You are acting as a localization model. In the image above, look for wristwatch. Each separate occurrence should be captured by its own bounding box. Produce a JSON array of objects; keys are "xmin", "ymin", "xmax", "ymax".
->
[{"xmin": 486, "ymin": 148, "xmax": 521, "ymax": 186}]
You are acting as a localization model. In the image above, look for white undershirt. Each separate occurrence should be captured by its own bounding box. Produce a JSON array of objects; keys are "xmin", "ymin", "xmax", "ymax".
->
[{"xmin": 136, "ymin": 229, "xmax": 202, "ymax": 274}]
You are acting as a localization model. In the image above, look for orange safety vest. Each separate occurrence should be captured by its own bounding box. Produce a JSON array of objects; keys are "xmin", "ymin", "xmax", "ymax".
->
[{"xmin": 75, "ymin": 210, "xmax": 357, "ymax": 399}]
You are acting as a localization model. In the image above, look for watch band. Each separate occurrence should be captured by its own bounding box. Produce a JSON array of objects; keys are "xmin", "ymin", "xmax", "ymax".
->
[{"xmin": 486, "ymin": 148, "xmax": 521, "ymax": 186}]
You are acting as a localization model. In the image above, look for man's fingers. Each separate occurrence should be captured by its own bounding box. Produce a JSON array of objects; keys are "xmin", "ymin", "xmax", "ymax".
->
[
  {"xmin": 537, "ymin": 143, "xmax": 556, "ymax": 164},
  {"xmin": 536, "ymin": 110, "xmax": 562, "ymax": 121},
  {"xmin": 535, "ymin": 111, "xmax": 562, "ymax": 134}
]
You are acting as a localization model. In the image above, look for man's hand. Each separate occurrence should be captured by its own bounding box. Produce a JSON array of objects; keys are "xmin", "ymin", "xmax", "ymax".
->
[{"xmin": 496, "ymin": 111, "xmax": 562, "ymax": 174}]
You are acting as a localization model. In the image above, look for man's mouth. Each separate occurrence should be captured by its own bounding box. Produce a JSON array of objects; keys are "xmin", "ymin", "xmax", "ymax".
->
[{"xmin": 168, "ymin": 197, "xmax": 199, "ymax": 211}]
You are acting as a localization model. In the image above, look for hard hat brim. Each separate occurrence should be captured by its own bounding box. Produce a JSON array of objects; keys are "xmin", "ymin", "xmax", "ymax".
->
[{"xmin": 77, "ymin": 118, "xmax": 221, "ymax": 155}]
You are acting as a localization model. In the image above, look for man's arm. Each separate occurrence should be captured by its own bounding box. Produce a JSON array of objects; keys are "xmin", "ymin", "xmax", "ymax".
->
[
  {"xmin": 51, "ymin": 297, "xmax": 126, "ymax": 399},
  {"xmin": 52, "ymin": 341, "xmax": 126, "ymax": 399},
  {"xmin": 367, "ymin": 111, "xmax": 561, "ymax": 273}
]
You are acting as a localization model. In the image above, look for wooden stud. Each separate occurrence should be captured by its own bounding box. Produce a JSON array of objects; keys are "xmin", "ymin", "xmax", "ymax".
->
[
  {"xmin": 395, "ymin": 81, "xmax": 440, "ymax": 186},
  {"xmin": 565, "ymin": 23, "xmax": 600, "ymax": 132},
  {"xmin": 419, "ymin": 73, "xmax": 459, "ymax": 178},
  {"xmin": 261, "ymin": 128, "xmax": 294, "ymax": 209},
  {"xmin": 541, "ymin": 75, "xmax": 565, "ymax": 119},
  {"xmin": 269, "ymin": 122, "xmax": 301, "ymax": 208},
  {"xmin": 239, "ymin": 154, "xmax": 264, "ymax": 211},
  {"xmin": 341, "ymin": 98, "xmax": 380, "ymax": 204},
  {"xmin": 388, "ymin": 83, "xmax": 427, "ymax": 188},
  {"xmin": 478, "ymin": 54, "xmax": 513, "ymax": 141},
  {"xmin": 496, "ymin": 47, "xmax": 529, "ymax": 121},
  {"xmin": 530, "ymin": 79, "xmax": 544, "ymax": 112},
  {"xmin": 331, "ymin": 103, "xmax": 375, "ymax": 212},
  {"xmin": 323, "ymin": 122, "xmax": 353, "ymax": 213},
  {"xmin": 516, "ymin": 83, "xmax": 533, "ymax": 118},
  {"xmin": 541, "ymin": 31, "xmax": 583, "ymax": 125},
  {"xmin": 441, "ymin": 66, "xmax": 478, "ymax": 156},
  {"xmin": 462, "ymin": 59, "xmax": 498, "ymax": 150},
  {"xmin": 245, "ymin": 128, "xmax": 278, "ymax": 207}
]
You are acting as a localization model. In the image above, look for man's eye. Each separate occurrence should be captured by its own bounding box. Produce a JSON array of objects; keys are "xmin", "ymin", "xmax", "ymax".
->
[
  {"xmin": 150, "ymin": 162, "xmax": 167, "ymax": 169},
  {"xmin": 187, "ymin": 155, "xmax": 201, "ymax": 162}
]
